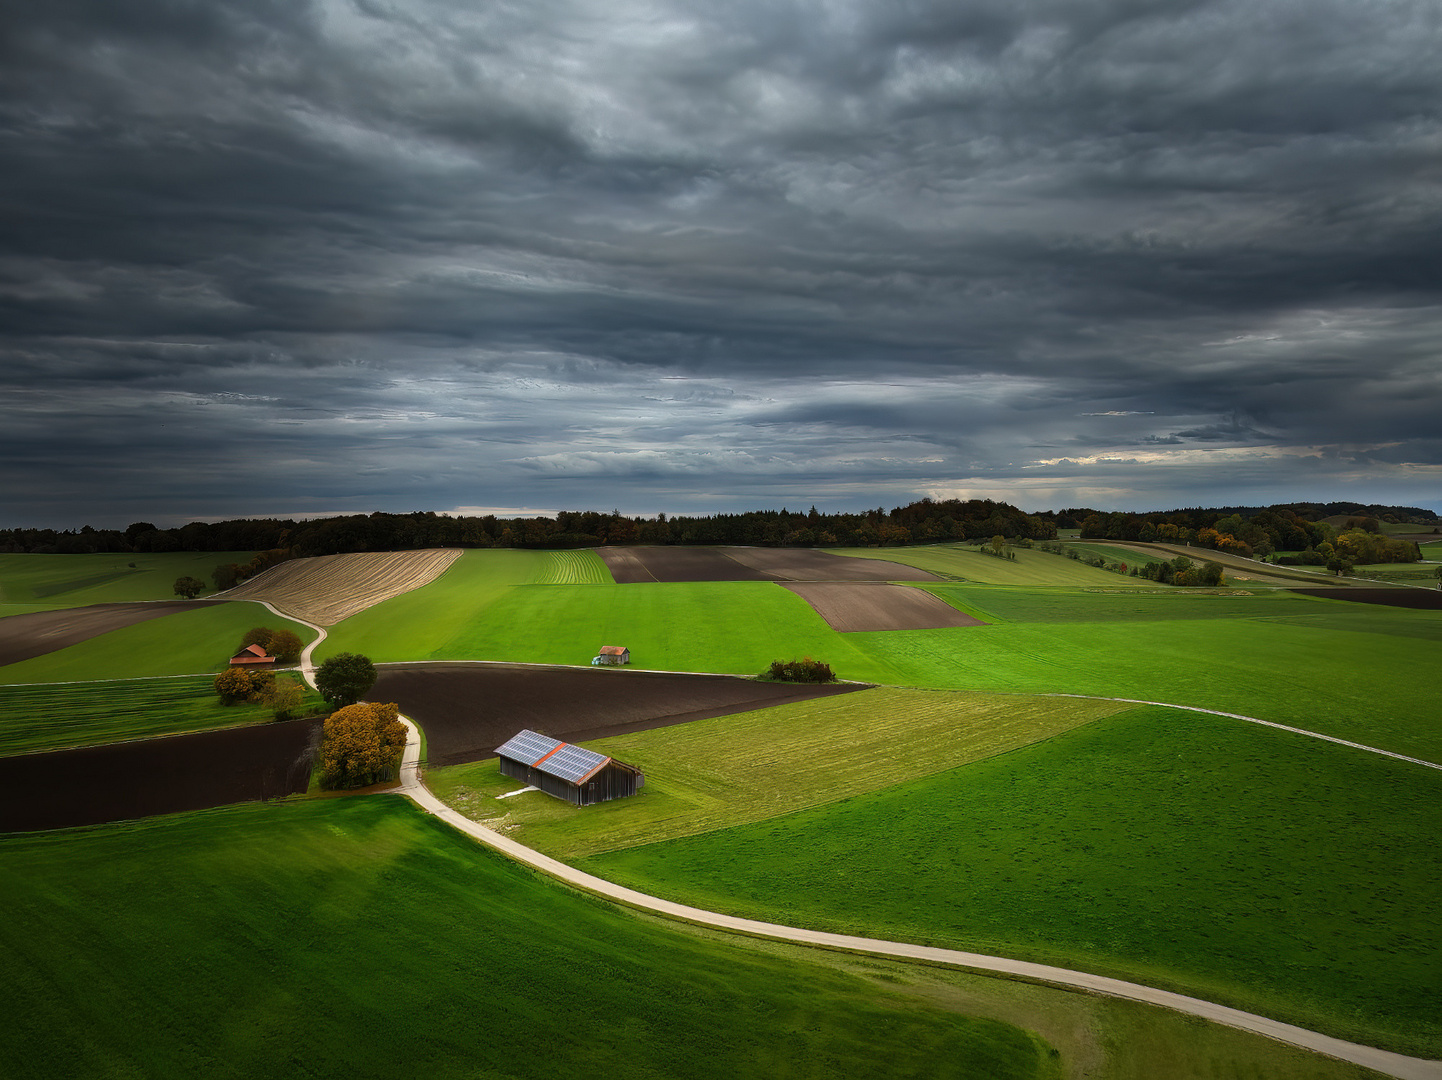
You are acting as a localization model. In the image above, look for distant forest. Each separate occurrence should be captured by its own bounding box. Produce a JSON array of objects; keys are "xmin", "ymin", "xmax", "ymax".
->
[{"xmin": 3, "ymin": 498, "xmax": 1434, "ymax": 565}]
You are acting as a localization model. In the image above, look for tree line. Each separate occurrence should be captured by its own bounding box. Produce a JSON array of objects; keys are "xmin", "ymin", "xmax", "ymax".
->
[{"xmin": 3, "ymin": 498, "xmax": 1433, "ymax": 562}]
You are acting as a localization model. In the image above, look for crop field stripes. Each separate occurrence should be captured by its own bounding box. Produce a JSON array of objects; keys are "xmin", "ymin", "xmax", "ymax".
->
[
  {"xmin": 221, "ymin": 549, "xmax": 462, "ymax": 624},
  {"xmin": 1044, "ymin": 693, "xmax": 1442, "ymax": 771},
  {"xmin": 534, "ymin": 549, "xmax": 614, "ymax": 585}
]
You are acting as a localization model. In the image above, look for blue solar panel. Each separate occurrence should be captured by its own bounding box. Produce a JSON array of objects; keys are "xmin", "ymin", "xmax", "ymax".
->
[
  {"xmin": 541, "ymin": 743, "xmax": 609, "ymax": 783},
  {"xmin": 494, "ymin": 729, "xmax": 561, "ymax": 764},
  {"xmin": 494, "ymin": 729, "xmax": 610, "ymax": 783}
]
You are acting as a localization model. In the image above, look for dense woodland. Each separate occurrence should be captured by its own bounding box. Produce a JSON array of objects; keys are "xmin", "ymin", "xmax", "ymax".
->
[{"xmin": 2, "ymin": 498, "xmax": 1434, "ymax": 582}]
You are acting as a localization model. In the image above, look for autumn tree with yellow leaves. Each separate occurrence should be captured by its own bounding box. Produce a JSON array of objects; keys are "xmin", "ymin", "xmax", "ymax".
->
[{"xmin": 320, "ymin": 702, "xmax": 406, "ymax": 789}]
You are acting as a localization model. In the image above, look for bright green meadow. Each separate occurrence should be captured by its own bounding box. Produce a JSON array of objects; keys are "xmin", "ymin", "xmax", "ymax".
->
[
  {"xmin": 0, "ymin": 674, "xmax": 325, "ymax": 755},
  {"xmin": 0, "ymin": 797, "xmax": 1056, "ymax": 1080},
  {"xmin": 0, "ymin": 601, "xmax": 317, "ymax": 685},
  {"xmin": 0, "ymin": 797, "xmax": 1393, "ymax": 1080},
  {"xmin": 0, "ymin": 551, "xmax": 256, "ymax": 605},
  {"xmin": 840, "ymin": 544, "xmax": 1168, "ymax": 586},
  {"xmin": 568, "ymin": 705, "xmax": 1441, "ymax": 1057},
  {"xmin": 426, "ymin": 687, "xmax": 1132, "ymax": 858}
]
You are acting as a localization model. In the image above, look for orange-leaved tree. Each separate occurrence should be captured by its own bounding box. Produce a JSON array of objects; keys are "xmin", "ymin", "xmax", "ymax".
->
[{"xmin": 321, "ymin": 702, "xmax": 406, "ymax": 789}]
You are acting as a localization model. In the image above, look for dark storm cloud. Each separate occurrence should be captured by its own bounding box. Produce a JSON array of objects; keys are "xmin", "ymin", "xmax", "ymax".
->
[{"xmin": 2, "ymin": 0, "xmax": 1439, "ymax": 526}]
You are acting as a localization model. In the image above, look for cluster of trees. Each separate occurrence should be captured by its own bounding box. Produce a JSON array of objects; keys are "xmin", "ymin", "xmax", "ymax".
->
[
  {"xmin": 765, "ymin": 657, "xmax": 836, "ymax": 683},
  {"xmin": 237, "ymin": 626, "xmax": 304, "ymax": 664},
  {"xmin": 1078, "ymin": 506, "xmax": 1426, "ymax": 564},
  {"xmin": 1136, "ymin": 556, "xmax": 1226, "ymax": 587},
  {"xmin": 212, "ymin": 668, "xmax": 308, "ymax": 721}
]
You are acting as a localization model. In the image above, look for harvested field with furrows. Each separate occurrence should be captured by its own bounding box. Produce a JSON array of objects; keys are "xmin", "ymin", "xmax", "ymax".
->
[
  {"xmin": 222, "ymin": 549, "xmax": 462, "ymax": 625},
  {"xmin": 371, "ymin": 662, "xmax": 866, "ymax": 766},
  {"xmin": 781, "ymin": 583, "xmax": 987, "ymax": 632},
  {"xmin": 0, "ymin": 601, "xmax": 226, "ymax": 667},
  {"xmin": 598, "ymin": 545, "xmax": 939, "ymax": 584},
  {"xmin": 0, "ymin": 718, "xmax": 321, "ymax": 831}
]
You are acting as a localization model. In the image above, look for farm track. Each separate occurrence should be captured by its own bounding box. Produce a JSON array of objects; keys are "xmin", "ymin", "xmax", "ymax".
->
[
  {"xmin": 391, "ymin": 721, "xmax": 1442, "ymax": 1080},
  {"xmin": 221, "ymin": 549, "xmax": 462, "ymax": 625}
]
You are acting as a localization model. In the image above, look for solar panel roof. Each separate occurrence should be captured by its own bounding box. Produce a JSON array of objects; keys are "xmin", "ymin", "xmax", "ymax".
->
[
  {"xmin": 494, "ymin": 729, "xmax": 561, "ymax": 764},
  {"xmin": 494, "ymin": 729, "xmax": 611, "ymax": 784},
  {"xmin": 542, "ymin": 743, "xmax": 609, "ymax": 784}
]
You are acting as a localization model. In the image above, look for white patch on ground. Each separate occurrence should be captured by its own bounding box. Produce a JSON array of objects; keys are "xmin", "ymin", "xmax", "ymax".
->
[{"xmin": 496, "ymin": 785, "xmax": 538, "ymax": 800}]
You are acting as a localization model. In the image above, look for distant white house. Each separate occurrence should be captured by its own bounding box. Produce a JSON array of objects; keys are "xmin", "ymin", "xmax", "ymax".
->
[{"xmin": 592, "ymin": 645, "xmax": 630, "ymax": 666}]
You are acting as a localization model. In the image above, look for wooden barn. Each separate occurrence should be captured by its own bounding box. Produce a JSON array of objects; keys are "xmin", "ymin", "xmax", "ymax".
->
[
  {"xmin": 228, "ymin": 643, "xmax": 278, "ymax": 666},
  {"xmin": 592, "ymin": 645, "xmax": 630, "ymax": 666},
  {"xmin": 494, "ymin": 729, "xmax": 644, "ymax": 806}
]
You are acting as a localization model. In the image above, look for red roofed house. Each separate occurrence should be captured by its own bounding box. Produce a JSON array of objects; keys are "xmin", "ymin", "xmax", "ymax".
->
[
  {"xmin": 229, "ymin": 643, "xmax": 278, "ymax": 666},
  {"xmin": 592, "ymin": 645, "xmax": 630, "ymax": 666}
]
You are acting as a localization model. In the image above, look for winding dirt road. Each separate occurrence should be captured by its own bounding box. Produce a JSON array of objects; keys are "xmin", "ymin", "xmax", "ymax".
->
[{"xmin": 387, "ymin": 718, "xmax": 1440, "ymax": 1079}]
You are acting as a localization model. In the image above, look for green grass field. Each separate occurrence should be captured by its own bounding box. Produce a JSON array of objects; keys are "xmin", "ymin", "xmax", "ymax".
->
[
  {"xmin": 570, "ymin": 705, "xmax": 1441, "ymax": 1057},
  {"xmin": 0, "ymin": 551, "xmax": 257, "ymax": 606},
  {"xmin": 842, "ymin": 544, "xmax": 1167, "ymax": 586},
  {"xmin": 427, "ymin": 688, "xmax": 1131, "ymax": 858},
  {"xmin": 0, "ymin": 797, "xmax": 1392, "ymax": 1080},
  {"xmin": 0, "ymin": 674, "xmax": 326, "ymax": 755},
  {"xmin": 857, "ymin": 585, "xmax": 1442, "ymax": 761},
  {"xmin": 0, "ymin": 602, "xmax": 317, "ymax": 685},
  {"xmin": 0, "ymin": 797, "xmax": 1058, "ymax": 1080}
]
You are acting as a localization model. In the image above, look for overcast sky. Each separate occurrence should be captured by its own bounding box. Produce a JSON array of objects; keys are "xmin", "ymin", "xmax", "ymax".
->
[{"xmin": 3, "ymin": 0, "xmax": 1439, "ymax": 528}]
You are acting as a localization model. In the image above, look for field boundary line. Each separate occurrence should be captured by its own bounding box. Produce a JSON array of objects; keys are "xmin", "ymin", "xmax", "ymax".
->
[
  {"xmin": 1042, "ymin": 694, "xmax": 1442, "ymax": 772},
  {"xmin": 389, "ymin": 718, "xmax": 1440, "ymax": 1080}
]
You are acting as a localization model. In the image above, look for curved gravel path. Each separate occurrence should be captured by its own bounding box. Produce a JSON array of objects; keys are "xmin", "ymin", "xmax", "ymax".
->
[{"xmin": 389, "ymin": 717, "xmax": 1440, "ymax": 1079}]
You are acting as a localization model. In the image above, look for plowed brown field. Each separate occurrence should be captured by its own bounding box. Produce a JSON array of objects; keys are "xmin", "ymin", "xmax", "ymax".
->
[
  {"xmin": 222, "ymin": 549, "xmax": 462, "ymax": 625},
  {"xmin": 0, "ymin": 718, "xmax": 321, "ymax": 831},
  {"xmin": 0, "ymin": 601, "xmax": 227, "ymax": 667},
  {"xmin": 781, "ymin": 583, "xmax": 986, "ymax": 632},
  {"xmin": 597, "ymin": 546, "xmax": 939, "ymax": 584},
  {"xmin": 371, "ymin": 662, "xmax": 867, "ymax": 766}
]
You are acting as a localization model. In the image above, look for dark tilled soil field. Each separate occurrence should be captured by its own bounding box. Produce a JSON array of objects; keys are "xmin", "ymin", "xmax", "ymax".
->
[
  {"xmin": 598, "ymin": 546, "xmax": 939, "ymax": 584},
  {"xmin": 0, "ymin": 718, "xmax": 321, "ymax": 832},
  {"xmin": 0, "ymin": 601, "xmax": 227, "ymax": 667},
  {"xmin": 597, "ymin": 547, "xmax": 775, "ymax": 583},
  {"xmin": 781, "ymin": 582, "xmax": 987, "ymax": 632},
  {"xmin": 371, "ymin": 662, "xmax": 868, "ymax": 766},
  {"xmin": 1290, "ymin": 588, "xmax": 1442, "ymax": 610},
  {"xmin": 721, "ymin": 547, "xmax": 939, "ymax": 581}
]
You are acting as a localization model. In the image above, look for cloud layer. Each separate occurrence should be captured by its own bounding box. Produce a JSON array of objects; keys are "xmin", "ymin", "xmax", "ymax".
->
[{"xmin": 3, "ymin": 0, "xmax": 1439, "ymax": 526}]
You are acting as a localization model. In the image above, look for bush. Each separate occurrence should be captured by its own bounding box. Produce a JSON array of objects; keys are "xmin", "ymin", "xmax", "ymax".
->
[
  {"xmin": 213, "ymin": 667, "xmax": 275, "ymax": 704},
  {"xmin": 173, "ymin": 576, "xmax": 205, "ymax": 599},
  {"xmin": 765, "ymin": 657, "xmax": 835, "ymax": 683}
]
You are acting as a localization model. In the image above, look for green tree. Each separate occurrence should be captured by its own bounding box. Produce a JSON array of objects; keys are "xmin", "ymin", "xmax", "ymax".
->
[
  {"xmin": 240, "ymin": 627, "xmax": 272, "ymax": 650},
  {"xmin": 173, "ymin": 576, "xmax": 205, "ymax": 599},
  {"xmin": 267, "ymin": 628, "xmax": 304, "ymax": 664},
  {"xmin": 320, "ymin": 702, "xmax": 406, "ymax": 788},
  {"xmin": 262, "ymin": 678, "xmax": 306, "ymax": 722},
  {"xmin": 989, "ymin": 534, "xmax": 1006, "ymax": 556},
  {"xmin": 315, "ymin": 653, "xmax": 377, "ymax": 708}
]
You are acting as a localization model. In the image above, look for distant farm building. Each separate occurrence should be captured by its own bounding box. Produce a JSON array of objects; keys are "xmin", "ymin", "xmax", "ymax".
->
[
  {"xmin": 228, "ymin": 643, "xmax": 278, "ymax": 666},
  {"xmin": 494, "ymin": 729, "xmax": 644, "ymax": 806},
  {"xmin": 592, "ymin": 645, "xmax": 630, "ymax": 666}
]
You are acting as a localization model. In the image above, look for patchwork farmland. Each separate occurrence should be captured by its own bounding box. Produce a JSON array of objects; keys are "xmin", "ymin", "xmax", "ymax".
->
[{"xmin": 1, "ymin": 542, "xmax": 1439, "ymax": 1078}]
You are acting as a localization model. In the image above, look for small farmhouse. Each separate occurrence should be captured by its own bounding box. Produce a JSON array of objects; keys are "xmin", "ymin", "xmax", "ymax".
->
[
  {"xmin": 494, "ymin": 729, "xmax": 644, "ymax": 806},
  {"xmin": 592, "ymin": 645, "xmax": 630, "ymax": 666},
  {"xmin": 228, "ymin": 643, "xmax": 278, "ymax": 666}
]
